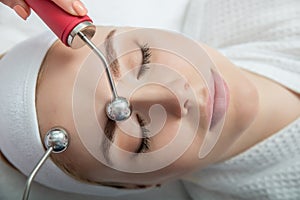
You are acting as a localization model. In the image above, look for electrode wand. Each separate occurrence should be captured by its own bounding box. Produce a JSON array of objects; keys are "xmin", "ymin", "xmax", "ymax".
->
[
  {"xmin": 77, "ymin": 31, "xmax": 131, "ymax": 121},
  {"xmin": 24, "ymin": 0, "xmax": 132, "ymax": 121}
]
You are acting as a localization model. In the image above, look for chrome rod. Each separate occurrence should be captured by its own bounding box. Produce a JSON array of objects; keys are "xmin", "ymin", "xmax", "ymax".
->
[
  {"xmin": 22, "ymin": 147, "xmax": 53, "ymax": 200},
  {"xmin": 78, "ymin": 31, "xmax": 118, "ymax": 99}
]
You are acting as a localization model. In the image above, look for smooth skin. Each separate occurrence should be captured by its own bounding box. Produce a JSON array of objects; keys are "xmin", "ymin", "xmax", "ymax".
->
[{"xmin": 34, "ymin": 26, "xmax": 300, "ymax": 188}]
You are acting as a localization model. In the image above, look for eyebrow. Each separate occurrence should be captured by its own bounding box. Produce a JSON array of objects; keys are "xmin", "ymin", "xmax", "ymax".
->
[
  {"xmin": 105, "ymin": 29, "xmax": 121, "ymax": 78},
  {"xmin": 101, "ymin": 30, "xmax": 120, "ymax": 164}
]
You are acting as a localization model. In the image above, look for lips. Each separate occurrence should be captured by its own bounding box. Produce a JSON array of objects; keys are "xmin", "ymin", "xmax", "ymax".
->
[{"xmin": 209, "ymin": 70, "xmax": 230, "ymax": 129}]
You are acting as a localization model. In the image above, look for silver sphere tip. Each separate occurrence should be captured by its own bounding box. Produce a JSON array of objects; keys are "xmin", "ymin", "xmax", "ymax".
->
[
  {"xmin": 44, "ymin": 128, "xmax": 69, "ymax": 153},
  {"xmin": 106, "ymin": 97, "xmax": 132, "ymax": 121}
]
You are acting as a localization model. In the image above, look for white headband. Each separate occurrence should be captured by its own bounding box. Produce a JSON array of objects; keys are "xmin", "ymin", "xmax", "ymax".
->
[{"xmin": 0, "ymin": 31, "xmax": 146, "ymax": 196}]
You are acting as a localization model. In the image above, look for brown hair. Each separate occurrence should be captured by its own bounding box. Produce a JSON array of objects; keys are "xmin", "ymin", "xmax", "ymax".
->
[{"xmin": 0, "ymin": 53, "xmax": 5, "ymax": 60}]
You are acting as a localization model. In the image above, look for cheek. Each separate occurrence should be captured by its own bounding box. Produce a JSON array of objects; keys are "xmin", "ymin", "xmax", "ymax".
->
[
  {"xmin": 148, "ymin": 116, "xmax": 181, "ymax": 151},
  {"xmin": 169, "ymin": 154, "xmax": 203, "ymax": 175},
  {"xmin": 150, "ymin": 117, "xmax": 203, "ymax": 167},
  {"xmin": 151, "ymin": 129, "xmax": 206, "ymax": 177},
  {"xmin": 153, "ymin": 50, "xmax": 207, "ymax": 83}
]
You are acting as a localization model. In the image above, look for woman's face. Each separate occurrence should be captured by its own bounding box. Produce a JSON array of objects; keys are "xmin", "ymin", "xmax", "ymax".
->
[{"xmin": 36, "ymin": 26, "xmax": 258, "ymax": 187}]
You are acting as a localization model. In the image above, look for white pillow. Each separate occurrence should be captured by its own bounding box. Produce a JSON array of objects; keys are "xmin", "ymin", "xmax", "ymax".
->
[{"xmin": 0, "ymin": 0, "xmax": 189, "ymax": 54}]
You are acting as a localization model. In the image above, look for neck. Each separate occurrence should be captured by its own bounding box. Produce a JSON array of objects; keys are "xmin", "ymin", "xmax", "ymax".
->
[{"xmin": 220, "ymin": 69, "xmax": 300, "ymax": 161}]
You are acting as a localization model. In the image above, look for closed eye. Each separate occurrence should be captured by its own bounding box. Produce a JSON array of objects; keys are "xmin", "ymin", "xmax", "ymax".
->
[
  {"xmin": 137, "ymin": 43, "xmax": 152, "ymax": 79},
  {"xmin": 135, "ymin": 113, "xmax": 151, "ymax": 153}
]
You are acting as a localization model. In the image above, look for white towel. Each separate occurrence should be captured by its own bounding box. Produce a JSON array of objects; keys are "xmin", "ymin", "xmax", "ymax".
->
[{"xmin": 182, "ymin": 0, "xmax": 300, "ymax": 93}]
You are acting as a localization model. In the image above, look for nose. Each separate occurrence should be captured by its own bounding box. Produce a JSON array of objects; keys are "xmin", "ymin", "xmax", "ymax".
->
[{"xmin": 130, "ymin": 78, "xmax": 190, "ymax": 120}]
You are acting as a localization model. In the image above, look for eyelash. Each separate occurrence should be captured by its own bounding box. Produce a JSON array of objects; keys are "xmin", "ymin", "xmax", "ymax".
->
[
  {"xmin": 135, "ymin": 114, "xmax": 151, "ymax": 153},
  {"xmin": 137, "ymin": 43, "xmax": 152, "ymax": 79}
]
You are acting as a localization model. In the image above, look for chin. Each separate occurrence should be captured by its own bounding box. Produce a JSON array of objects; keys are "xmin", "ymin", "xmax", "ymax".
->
[{"xmin": 232, "ymin": 77, "xmax": 259, "ymax": 133}]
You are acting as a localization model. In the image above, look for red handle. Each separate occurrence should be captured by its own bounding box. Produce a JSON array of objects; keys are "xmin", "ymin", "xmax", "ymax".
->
[{"xmin": 25, "ymin": 0, "xmax": 93, "ymax": 47}]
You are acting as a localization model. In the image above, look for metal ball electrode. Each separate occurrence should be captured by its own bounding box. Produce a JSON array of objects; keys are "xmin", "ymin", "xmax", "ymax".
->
[
  {"xmin": 106, "ymin": 97, "xmax": 132, "ymax": 121},
  {"xmin": 23, "ymin": 128, "xmax": 70, "ymax": 200},
  {"xmin": 44, "ymin": 128, "xmax": 69, "ymax": 153}
]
